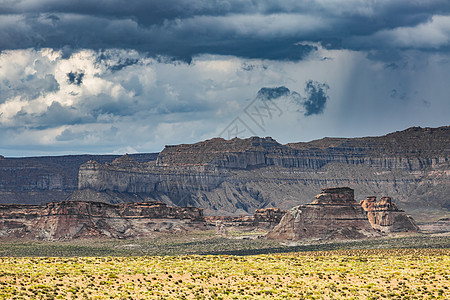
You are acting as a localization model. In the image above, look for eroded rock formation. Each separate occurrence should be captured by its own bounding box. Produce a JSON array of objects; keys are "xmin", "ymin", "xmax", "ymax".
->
[
  {"xmin": 266, "ymin": 187, "xmax": 380, "ymax": 241},
  {"xmin": 360, "ymin": 196, "xmax": 419, "ymax": 232},
  {"xmin": 0, "ymin": 201, "xmax": 204, "ymax": 240}
]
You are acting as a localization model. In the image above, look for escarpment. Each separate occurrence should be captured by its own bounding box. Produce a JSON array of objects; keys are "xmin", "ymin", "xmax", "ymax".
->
[
  {"xmin": 77, "ymin": 126, "xmax": 449, "ymax": 219},
  {"xmin": 0, "ymin": 153, "xmax": 158, "ymax": 205},
  {"xmin": 0, "ymin": 201, "xmax": 204, "ymax": 240}
]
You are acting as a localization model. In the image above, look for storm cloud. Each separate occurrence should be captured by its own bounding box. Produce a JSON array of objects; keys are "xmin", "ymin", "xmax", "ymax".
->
[
  {"xmin": 1, "ymin": 1, "xmax": 450, "ymax": 61},
  {"xmin": 302, "ymin": 81, "xmax": 329, "ymax": 116}
]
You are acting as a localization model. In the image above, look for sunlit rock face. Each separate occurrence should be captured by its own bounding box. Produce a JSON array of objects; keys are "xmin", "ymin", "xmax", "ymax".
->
[
  {"xmin": 266, "ymin": 187, "xmax": 380, "ymax": 241},
  {"xmin": 360, "ymin": 196, "xmax": 419, "ymax": 233}
]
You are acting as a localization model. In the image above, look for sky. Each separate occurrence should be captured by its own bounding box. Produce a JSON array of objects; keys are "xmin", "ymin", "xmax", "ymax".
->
[{"xmin": 1, "ymin": 0, "xmax": 449, "ymax": 157}]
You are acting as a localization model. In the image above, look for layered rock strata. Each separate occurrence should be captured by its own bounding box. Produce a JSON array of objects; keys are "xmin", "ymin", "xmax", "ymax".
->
[
  {"xmin": 76, "ymin": 126, "xmax": 449, "ymax": 219},
  {"xmin": 266, "ymin": 187, "xmax": 380, "ymax": 241},
  {"xmin": 0, "ymin": 201, "xmax": 204, "ymax": 240},
  {"xmin": 1, "ymin": 127, "xmax": 448, "ymax": 221},
  {"xmin": 360, "ymin": 196, "xmax": 419, "ymax": 232}
]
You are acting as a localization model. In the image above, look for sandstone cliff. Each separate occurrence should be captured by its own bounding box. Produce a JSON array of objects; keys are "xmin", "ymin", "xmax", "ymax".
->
[
  {"xmin": 266, "ymin": 187, "xmax": 380, "ymax": 241},
  {"xmin": 0, "ymin": 201, "xmax": 204, "ymax": 240},
  {"xmin": 77, "ymin": 126, "xmax": 449, "ymax": 220},
  {"xmin": 360, "ymin": 196, "xmax": 419, "ymax": 232}
]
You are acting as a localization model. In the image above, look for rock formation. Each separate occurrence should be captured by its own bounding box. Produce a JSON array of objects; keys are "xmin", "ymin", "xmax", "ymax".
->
[
  {"xmin": 0, "ymin": 201, "xmax": 204, "ymax": 240},
  {"xmin": 1, "ymin": 126, "xmax": 449, "ymax": 221},
  {"xmin": 360, "ymin": 196, "xmax": 419, "ymax": 232},
  {"xmin": 266, "ymin": 187, "xmax": 381, "ymax": 241},
  {"xmin": 75, "ymin": 126, "xmax": 449, "ymax": 219}
]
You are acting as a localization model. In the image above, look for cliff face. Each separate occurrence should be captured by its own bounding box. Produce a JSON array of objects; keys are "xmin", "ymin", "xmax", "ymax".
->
[
  {"xmin": 77, "ymin": 126, "xmax": 449, "ymax": 220},
  {"xmin": 0, "ymin": 201, "xmax": 204, "ymax": 240},
  {"xmin": 266, "ymin": 187, "xmax": 380, "ymax": 241}
]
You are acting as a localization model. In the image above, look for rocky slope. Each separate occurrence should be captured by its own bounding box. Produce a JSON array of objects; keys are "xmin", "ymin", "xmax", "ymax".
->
[
  {"xmin": 0, "ymin": 201, "xmax": 204, "ymax": 240},
  {"xmin": 77, "ymin": 126, "xmax": 449, "ymax": 220}
]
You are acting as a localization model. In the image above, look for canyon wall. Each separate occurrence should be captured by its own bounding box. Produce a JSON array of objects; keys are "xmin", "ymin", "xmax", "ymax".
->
[{"xmin": 0, "ymin": 153, "xmax": 157, "ymax": 205}]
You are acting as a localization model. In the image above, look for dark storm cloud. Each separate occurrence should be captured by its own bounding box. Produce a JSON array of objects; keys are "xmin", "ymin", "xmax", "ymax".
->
[
  {"xmin": 257, "ymin": 86, "xmax": 291, "ymax": 100},
  {"xmin": 256, "ymin": 82, "xmax": 329, "ymax": 116},
  {"xmin": 302, "ymin": 81, "xmax": 329, "ymax": 116},
  {"xmin": 1, "ymin": 1, "xmax": 450, "ymax": 61},
  {"xmin": 67, "ymin": 71, "xmax": 84, "ymax": 85}
]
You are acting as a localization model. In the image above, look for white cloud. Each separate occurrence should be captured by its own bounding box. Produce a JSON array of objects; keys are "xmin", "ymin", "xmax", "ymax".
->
[{"xmin": 0, "ymin": 47, "xmax": 449, "ymax": 156}]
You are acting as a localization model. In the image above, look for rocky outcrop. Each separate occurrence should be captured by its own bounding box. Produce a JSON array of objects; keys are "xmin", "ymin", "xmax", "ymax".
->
[
  {"xmin": 360, "ymin": 196, "xmax": 419, "ymax": 232},
  {"xmin": 266, "ymin": 187, "xmax": 380, "ymax": 241},
  {"xmin": 0, "ymin": 201, "xmax": 204, "ymax": 240}
]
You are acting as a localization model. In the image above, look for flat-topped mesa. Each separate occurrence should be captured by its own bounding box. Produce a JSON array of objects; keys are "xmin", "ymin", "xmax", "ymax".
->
[
  {"xmin": 311, "ymin": 187, "xmax": 356, "ymax": 205},
  {"xmin": 360, "ymin": 196, "xmax": 418, "ymax": 232},
  {"xmin": 267, "ymin": 187, "xmax": 380, "ymax": 241},
  {"xmin": 74, "ymin": 126, "xmax": 449, "ymax": 216}
]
